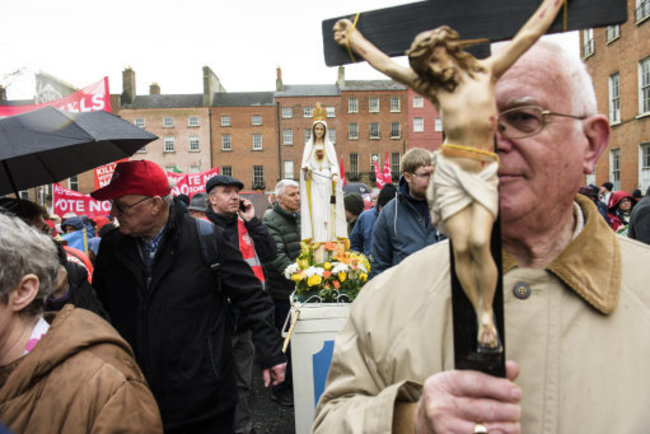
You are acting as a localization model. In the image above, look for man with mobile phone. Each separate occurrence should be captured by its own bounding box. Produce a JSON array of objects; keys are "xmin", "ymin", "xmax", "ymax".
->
[{"xmin": 206, "ymin": 175, "xmax": 278, "ymax": 434}]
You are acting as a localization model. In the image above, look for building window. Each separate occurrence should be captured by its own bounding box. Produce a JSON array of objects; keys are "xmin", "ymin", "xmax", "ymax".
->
[
  {"xmin": 304, "ymin": 129, "xmax": 311, "ymax": 144},
  {"xmin": 639, "ymin": 143, "xmax": 650, "ymax": 192},
  {"xmin": 253, "ymin": 134, "xmax": 263, "ymax": 150},
  {"xmin": 253, "ymin": 165, "xmax": 264, "ymax": 188},
  {"xmin": 370, "ymin": 122, "xmax": 380, "ymax": 139},
  {"xmin": 221, "ymin": 116, "xmax": 231, "ymax": 127},
  {"xmin": 252, "ymin": 114, "xmax": 262, "ymax": 126},
  {"xmin": 413, "ymin": 96, "xmax": 424, "ymax": 108},
  {"xmin": 434, "ymin": 117, "xmax": 443, "ymax": 132},
  {"xmin": 349, "ymin": 123, "xmax": 359, "ymax": 139},
  {"xmin": 413, "ymin": 117, "xmax": 424, "ymax": 132},
  {"xmin": 640, "ymin": 57, "xmax": 650, "ymax": 115},
  {"xmin": 221, "ymin": 134, "xmax": 232, "ymax": 151},
  {"xmin": 135, "ymin": 118, "xmax": 145, "ymax": 129},
  {"xmin": 370, "ymin": 153, "xmax": 379, "ymax": 172},
  {"xmin": 284, "ymin": 161, "xmax": 294, "ymax": 179},
  {"xmin": 327, "ymin": 106, "xmax": 336, "ymax": 118},
  {"xmin": 350, "ymin": 153, "xmax": 359, "ymax": 178},
  {"xmin": 222, "ymin": 166, "xmax": 232, "ymax": 177},
  {"xmin": 328, "ymin": 128, "xmax": 336, "ymax": 144},
  {"xmin": 348, "ymin": 98, "xmax": 358, "ymax": 113},
  {"xmin": 369, "ymin": 97, "xmax": 380, "ymax": 113},
  {"xmin": 188, "ymin": 115, "xmax": 199, "ymax": 127},
  {"xmin": 188, "ymin": 136, "xmax": 200, "ymax": 152},
  {"xmin": 190, "ymin": 165, "xmax": 200, "ymax": 173},
  {"xmin": 136, "ymin": 146, "xmax": 147, "ymax": 154},
  {"xmin": 390, "ymin": 97, "xmax": 401, "ymax": 112},
  {"xmin": 610, "ymin": 148, "xmax": 621, "ymax": 191},
  {"xmin": 303, "ymin": 107, "xmax": 313, "ymax": 118},
  {"xmin": 68, "ymin": 176, "xmax": 79, "ymax": 192},
  {"xmin": 391, "ymin": 152, "xmax": 401, "ymax": 175},
  {"xmin": 583, "ymin": 28, "xmax": 594, "ymax": 57},
  {"xmin": 164, "ymin": 136, "xmax": 175, "ymax": 152},
  {"xmin": 606, "ymin": 25, "xmax": 621, "ymax": 43},
  {"xmin": 282, "ymin": 107, "xmax": 293, "ymax": 118},
  {"xmin": 391, "ymin": 122, "xmax": 401, "ymax": 139},
  {"xmin": 283, "ymin": 129, "xmax": 293, "ymax": 145},
  {"xmin": 636, "ymin": 0, "xmax": 650, "ymax": 22},
  {"xmin": 609, "ymin": 73, "xmax": 621, "ymax": 123},
  {"xmin": 163, "ymin": 117, "xmax": 174, "ymax": 128}
]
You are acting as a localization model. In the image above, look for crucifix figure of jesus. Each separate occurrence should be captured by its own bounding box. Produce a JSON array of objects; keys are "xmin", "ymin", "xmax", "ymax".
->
[{"xmin": 334, "ymin": 0, "xmax": 567, "ymax": 352}]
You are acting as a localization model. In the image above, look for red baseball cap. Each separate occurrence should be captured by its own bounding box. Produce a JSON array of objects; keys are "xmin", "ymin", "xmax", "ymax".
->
[{"xmin": 91, "ymin": 160, "xmax": 171, "ymax": 201}]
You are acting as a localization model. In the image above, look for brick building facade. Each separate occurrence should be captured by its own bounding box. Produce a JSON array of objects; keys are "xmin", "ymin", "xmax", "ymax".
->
[{"xmin": 582, "ymin": 0, "xmax": 650, "ymax": 193}]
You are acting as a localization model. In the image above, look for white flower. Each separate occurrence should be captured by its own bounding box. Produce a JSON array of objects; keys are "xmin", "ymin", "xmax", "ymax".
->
[
  {"xmin": 284, "ymin": 263, "xmax": 299, "ymax": 279},
  {"xmin": 332, "ymin": 263, "xmax": 349, "ymax": 274},
  {"xmin": 304, "ymin": 266, "xmax": 325, "ymax": 277}
]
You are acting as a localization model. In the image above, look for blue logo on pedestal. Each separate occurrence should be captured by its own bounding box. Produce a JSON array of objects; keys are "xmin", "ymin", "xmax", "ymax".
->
[{"xmin": 312, "ymin": 340, "xmax": 335, "ymax": 406}]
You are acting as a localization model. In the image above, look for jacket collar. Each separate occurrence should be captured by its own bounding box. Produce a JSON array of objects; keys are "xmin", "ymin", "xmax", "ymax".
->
[
  {"xmin": 273, "ymin": 202, "xmax": 299, "ymax": 220},
  {"xmin": 503, "ymin": 194, "xmax": 621, "ymax": 314}
]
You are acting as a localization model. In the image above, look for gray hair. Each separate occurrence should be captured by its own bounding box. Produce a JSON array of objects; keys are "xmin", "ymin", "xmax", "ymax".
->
[
  {"xmin": 275, "ymin": 179, "xmax": 299, "ymax": 198},
  {"xmin": 0, "ymin": 214, "xmax": 59, "ymax": 318},
  {"xmin": 493, "ymin": 38, "xmax": 597, "ymax": 116}
]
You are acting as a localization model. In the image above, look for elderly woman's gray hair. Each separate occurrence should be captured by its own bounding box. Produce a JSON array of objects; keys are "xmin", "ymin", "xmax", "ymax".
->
[
  {"xmin": 275, "ymin": 179, "xmax": 299, "ymax": 198},
  {"xmin": 0, "ymin": 214, "xmax": 59, "ymax": 317}
]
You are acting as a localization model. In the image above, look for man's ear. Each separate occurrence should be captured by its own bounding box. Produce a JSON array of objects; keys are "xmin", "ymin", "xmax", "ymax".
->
[
  {"xmin": 9, "ymin": 274, "xmax": 40, "ymax": 312},
  {"xmin": 582, "ymin": 114, "xmax": 610, "ymax": 175}
]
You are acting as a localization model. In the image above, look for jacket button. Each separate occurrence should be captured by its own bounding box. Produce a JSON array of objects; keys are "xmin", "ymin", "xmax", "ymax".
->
[{"xmin": 513, "ymin": 282, "xmax": 531, "ymax": 300}]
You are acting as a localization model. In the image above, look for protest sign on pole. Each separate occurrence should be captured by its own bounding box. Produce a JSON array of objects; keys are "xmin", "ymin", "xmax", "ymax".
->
[
  {"xmin": 52, "ymin": 183, "xmax": 111, "ymax": 219},
  {"xmin": 168, "ymin": 167, "xmax": 221, "ymax": 198}
]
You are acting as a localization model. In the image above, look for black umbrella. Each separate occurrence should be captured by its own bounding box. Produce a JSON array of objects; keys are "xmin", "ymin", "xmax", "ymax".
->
[
  {"xmin": 0, "ymin": 106, "xmax": 157, "ymax": 196},
  {"xmin": 343, "ymin": 182, "xmax": 371, "ymax": 196}
]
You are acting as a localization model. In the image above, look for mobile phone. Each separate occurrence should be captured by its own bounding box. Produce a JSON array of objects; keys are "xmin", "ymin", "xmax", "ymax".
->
[{"xmin": 239, "ymin": 200, "xmax": 247, "ymax": 211}]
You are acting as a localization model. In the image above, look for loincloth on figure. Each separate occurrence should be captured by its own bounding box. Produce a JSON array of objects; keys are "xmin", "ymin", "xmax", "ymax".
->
[{"xmin": 428, "ymin": 149, "xmax": 499, "ymax": 235}]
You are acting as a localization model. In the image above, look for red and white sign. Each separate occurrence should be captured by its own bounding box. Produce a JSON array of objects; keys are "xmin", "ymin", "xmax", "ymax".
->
[
  {"xmin": 52, "ymin": 183, "xmax": 111, "ymax": 219},
  {"xmin": 94, "ymin": 159, "xmax": 128, "ymax": 190},
  {"xmin": 169, "ymin": 167, "xmax": 221, "ymax": 198},
  {"xmin": 374, "ymin": 152, "xmax": 393, "ymax": 189},
  {"xmin": 0, "ymin": 77, "xmax": 111, "ymax": 117}
]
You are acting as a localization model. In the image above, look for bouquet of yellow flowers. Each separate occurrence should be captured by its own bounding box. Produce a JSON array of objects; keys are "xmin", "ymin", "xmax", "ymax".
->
[{"xmin": 284, "ymin": 241, "xmax": 370, "ymax": 303}]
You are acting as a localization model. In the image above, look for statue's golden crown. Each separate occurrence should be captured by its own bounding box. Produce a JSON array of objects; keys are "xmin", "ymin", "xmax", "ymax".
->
[{"xmin": 313, "ymin": 102, "xmax": 327, "ymax": 122}]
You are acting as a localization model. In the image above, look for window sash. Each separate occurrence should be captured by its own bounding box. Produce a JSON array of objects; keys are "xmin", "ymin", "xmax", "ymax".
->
[
  {"xmin": 221, "ymin": 116, "xmax": 231, "ymax": 127},
  {"xmin": 369, "ymin": 97, "xmax": 380, "ymax": 113},
  {"xmin": 390, "ymin": 97, "xmax": 400, "ymax": 112},
  {"xmin": 282, "ymin": 107, "xmax": 293, "ymax": 118},
  {"xmin": 163, "ymin": 137, "xmax": 175, "ymax": 152},
  {"xmin": 189, "ymin": 136, "xmax": 200, "ymax": 151},
  {"xmin": 348, "ymin": 98, "xmax": 358, "ymax": 113},
  {"xmin": 370, "ymin": 123, "xmax": 380, "ymax": 138},
  {"xmin": 283, "ymin": 129, "xmax": 293, "ymax": 145},
  {"xmin": 221, "ymin": 134, "xmax": 232, "ymax": 151},
  {"xmin": 188, "ymin": 116, "xmax": 199, "ymax": 127},
  {"xmin": 349, "ymin": 123, "xmax": 359, "ymax": 139},
  {"xmin": 252, "ymin": 115, "xmax": 262, "ymax": 125},
  {"xmin": 390, "ymin": 122, "xmax": 401, "ymax": 138},
  {"xmin": 253, "ymin": 134, "xmax": 263, "ymax": 150},
  {"xmin": 163, "ymin": 117, "xmax": 174, "ymax": 128}
]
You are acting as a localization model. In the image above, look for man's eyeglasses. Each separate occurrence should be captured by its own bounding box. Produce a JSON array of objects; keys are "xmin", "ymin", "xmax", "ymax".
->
[
  {"xmin": 497, "ymin": 105, "xmax": 587, "ymax": 139},
  {"xmin": 410, "ymin": 171, "xmax": 432, "ymax": 180},
  {"xmin": 110, "ymin": 197, "xmax": 152, "ymax": 214}
]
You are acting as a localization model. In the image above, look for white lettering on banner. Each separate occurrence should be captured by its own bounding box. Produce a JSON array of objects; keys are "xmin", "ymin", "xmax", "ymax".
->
[
  {"xmin": 89, "ymin": 201, "xmax": 111, "ymax": 213},
  {"xmin": 91, "ymin": 94, "xmax": 106, "ymax": 111}
]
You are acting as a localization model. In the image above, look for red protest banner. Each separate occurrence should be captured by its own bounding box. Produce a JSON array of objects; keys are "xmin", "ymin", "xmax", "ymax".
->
[
  {"xmin": 52, "ymin": 183, "xmax": 111, "ymax": 218},
  {"xmin": 169, "ymin": 167, "xmax": 220, "ymax": 198},
  {"xmin": 94, "ymin": 158, "xmax": 128, "ymax": 190},
  {"xmin": 0, "ymin": 77, "xmax": 111, "ymax": 117}
]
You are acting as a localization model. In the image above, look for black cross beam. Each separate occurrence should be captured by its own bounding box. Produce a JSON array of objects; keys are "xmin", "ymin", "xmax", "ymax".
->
[
  {"xmin": 322, "ymin": 0, "xmax": 627, "ymax": 377},
  {"xmin": 322, "ymin": 0, "xmax": 627, "ymax": 66}
]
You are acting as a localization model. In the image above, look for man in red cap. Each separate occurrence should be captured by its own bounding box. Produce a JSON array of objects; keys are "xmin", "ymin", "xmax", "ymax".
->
[{"xmin": 91, "ymin": 160, "xmax": 287, "ymax": 433}]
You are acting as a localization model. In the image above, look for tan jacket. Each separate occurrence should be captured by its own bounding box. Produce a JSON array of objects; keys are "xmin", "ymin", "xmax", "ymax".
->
[
  {"xmin": 0, "ymin": 305, "xmax": 162, "ymax": 433},
  {"xmin": 314, "ymin": 196, "xmax": 650, "ymax": 433}
]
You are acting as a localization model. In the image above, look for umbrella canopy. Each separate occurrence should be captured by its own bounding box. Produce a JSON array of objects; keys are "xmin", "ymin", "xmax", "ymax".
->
[
  {"xmin": 0, "ymin": 106, "xmax": 157, "ymax": 195},
  {"xmin": 343, "ymin": 182, "xmax": 371, "ymax": 196}
]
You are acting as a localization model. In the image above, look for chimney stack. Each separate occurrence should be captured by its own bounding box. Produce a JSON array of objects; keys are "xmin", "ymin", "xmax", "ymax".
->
[
  {"xmin": 0, "ymin": 85, "xmax": 6, "ymax": 103},
  {"xmin": 121, "ymin": 67, "xmax": 136, "ymax": 105},
  {"xmin": 276, "ymin": 67, "xmax": 283, "ymax": 92},
  {"xmin": 337, "ymin": 66, "xmax": 345, "ymax": 88},
  {"xmin": 203, "ymin": 66, "xmax": 225, "ymax": 106},
  {"xmin": 149, "ymin": 83, "xmax": 160, "ymax": 95}
]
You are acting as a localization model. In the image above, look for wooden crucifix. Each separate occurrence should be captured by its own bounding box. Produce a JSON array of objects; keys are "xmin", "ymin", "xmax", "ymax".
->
[{"xmin": 322, "ymin": 0, "xmax": 627, "ymax": 377}]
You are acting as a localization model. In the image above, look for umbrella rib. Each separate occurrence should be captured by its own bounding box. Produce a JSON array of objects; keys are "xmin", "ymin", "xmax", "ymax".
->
[
  {"xmin": 33, "ymin": 153, "xmax": 59, "ymax": 181},
  {"xmin": 2, "ymin": 160, "xmax": 21, "ymax": 198}
]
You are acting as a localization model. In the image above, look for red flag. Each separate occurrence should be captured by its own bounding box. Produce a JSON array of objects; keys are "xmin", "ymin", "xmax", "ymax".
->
[
  {"xmin": 382, "ymin": 152, "xmax": 392, "ymax": 186},
  {"xmin": 339, "ymin": 156, "xmax": 347, "ymax": 186},
  {"xmin": 373, "ymin": 155, "xmax": 385, "ymax": 189}
]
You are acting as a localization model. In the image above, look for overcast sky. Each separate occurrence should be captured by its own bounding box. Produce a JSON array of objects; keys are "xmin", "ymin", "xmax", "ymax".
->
[{"xmin": 2, "ymin": 0, "xmax": 579, "ymax": 100}]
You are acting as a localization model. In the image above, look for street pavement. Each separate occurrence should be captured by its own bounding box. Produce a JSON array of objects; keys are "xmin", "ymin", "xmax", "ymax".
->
[{"xmin": 249, "ymin": 364, "xmax": 295, "ymax": 433}]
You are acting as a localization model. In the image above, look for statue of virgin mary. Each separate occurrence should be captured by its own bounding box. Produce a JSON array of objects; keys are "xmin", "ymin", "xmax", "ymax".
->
[{"xmin": 300, "ymin": 103, "xmax": 348, "ymax": 245}]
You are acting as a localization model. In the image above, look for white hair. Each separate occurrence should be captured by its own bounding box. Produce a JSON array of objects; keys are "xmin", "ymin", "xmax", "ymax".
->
[
  {"xmin": 493, "ymin": 37, "xmax": 597, "ymax": 116},
  {"xmin": 0, "ymin": 214, "xmax": 59, "ymax": 318},
  {"xmin": 275, "ymin": 179, "xmax": 299, "ymax": 198}
]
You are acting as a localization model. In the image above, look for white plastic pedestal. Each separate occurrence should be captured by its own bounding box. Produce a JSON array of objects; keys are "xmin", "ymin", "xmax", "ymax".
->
[{"xmin": 288, "ymin": 303, "xmax": 350, "ymax": 434}]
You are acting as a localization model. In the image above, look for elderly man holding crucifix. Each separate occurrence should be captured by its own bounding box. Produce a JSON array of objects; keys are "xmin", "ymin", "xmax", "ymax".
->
[{"xmin": 315, "ymin": 1, "xmax": 650, "ymax": 433}]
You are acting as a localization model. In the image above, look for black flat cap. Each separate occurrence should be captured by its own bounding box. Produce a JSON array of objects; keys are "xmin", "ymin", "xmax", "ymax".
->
[{"xmin": 206, "ymin": 175, "xmax": 244, "ymax": 193}]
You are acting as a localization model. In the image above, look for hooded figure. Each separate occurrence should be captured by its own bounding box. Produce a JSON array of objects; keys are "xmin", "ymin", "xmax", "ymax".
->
[
  {"xmin": 607, "ymin": 190, "xmax": 637, "ymax": 234},
  {"xmin": 300, "ymin": 104, "xmax": 347, "ymax": 244}
]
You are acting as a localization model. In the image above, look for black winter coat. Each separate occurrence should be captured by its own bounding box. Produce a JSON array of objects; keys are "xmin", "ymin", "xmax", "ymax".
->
[
  {"xmin": 262, "ymin": 203, "xmax": 302, "ymax": 300},
  {"xmin": 45, "ymin": 261, "xmax": 110, "ymax": 320},
  {"xmin": 92, "ymin": 202, "xmax": 285, "ymax": 430}
]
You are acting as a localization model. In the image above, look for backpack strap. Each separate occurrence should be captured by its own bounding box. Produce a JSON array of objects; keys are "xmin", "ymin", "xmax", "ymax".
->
[{"xmin": 195, "ymin": 218, "xmax": 222, "ymax": 285}]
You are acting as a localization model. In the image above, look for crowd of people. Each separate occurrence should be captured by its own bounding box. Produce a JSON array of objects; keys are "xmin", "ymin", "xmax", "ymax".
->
[{"xmin": 3, "ymin": 33, "xmax": 650, "ymax": 434}]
